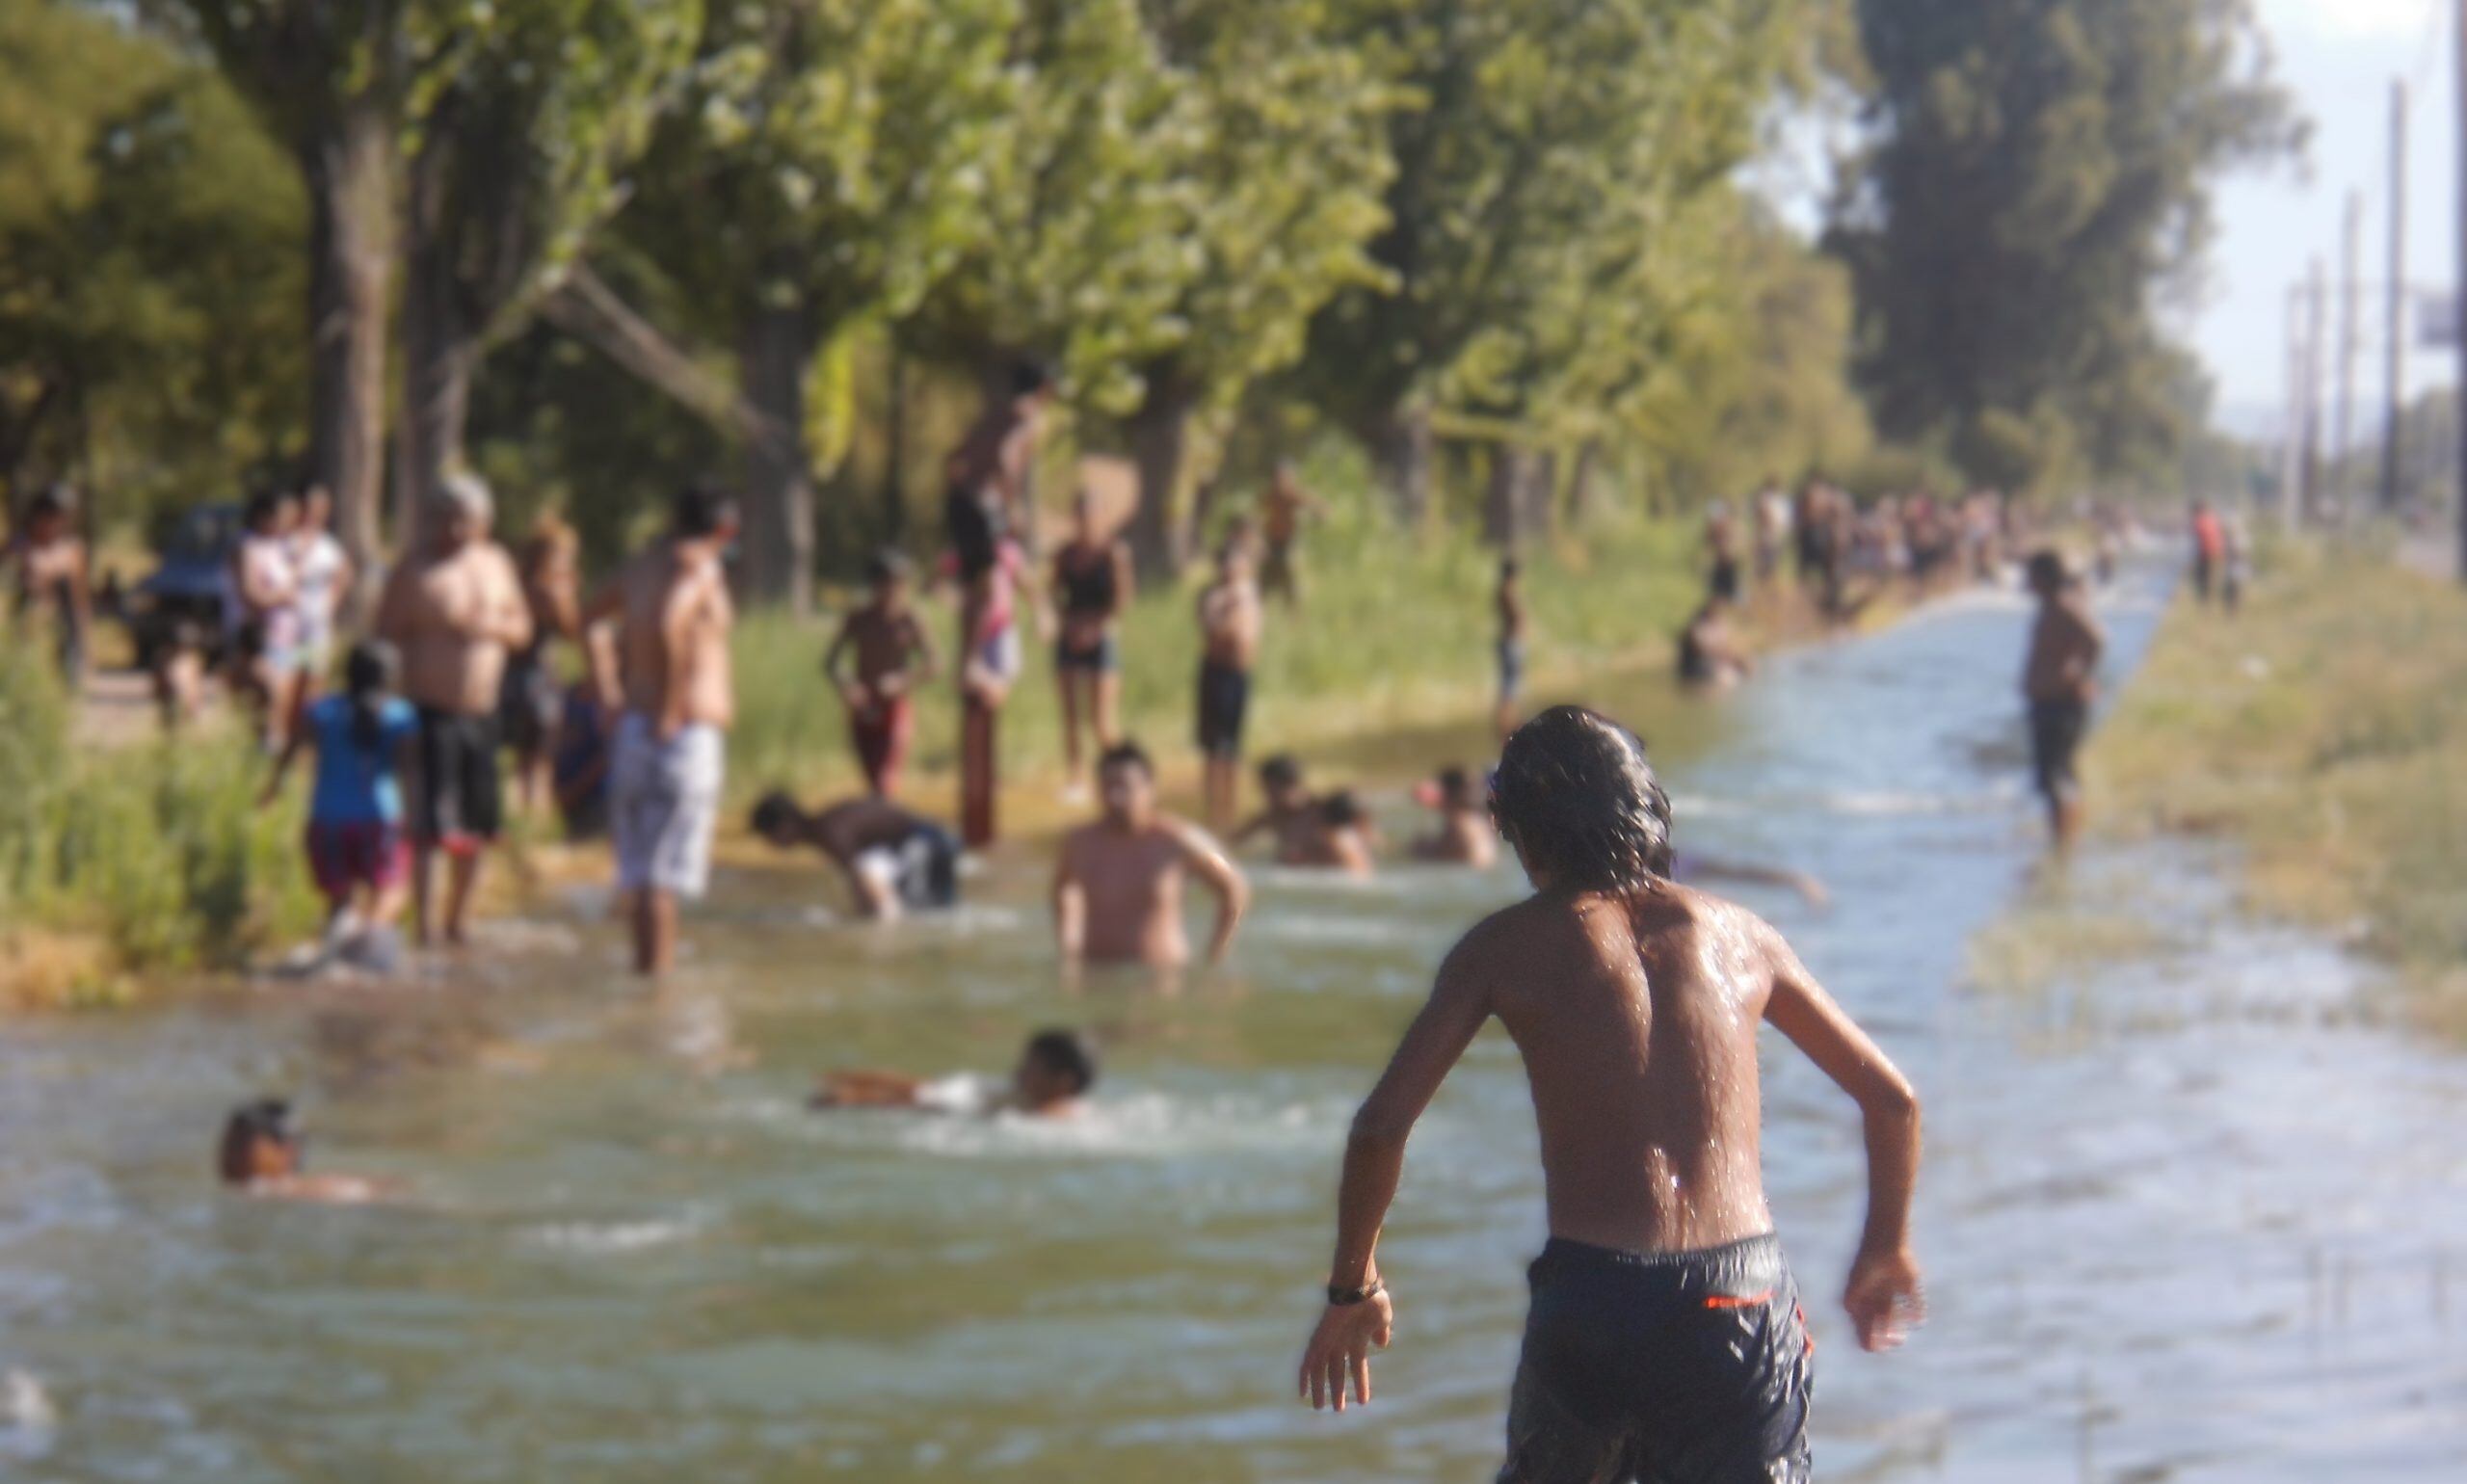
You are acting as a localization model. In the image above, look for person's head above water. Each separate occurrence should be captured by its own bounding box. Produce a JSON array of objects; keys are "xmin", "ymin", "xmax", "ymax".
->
[
  {"xmin": 1012, "ymin": 1028, "xmax": 1099, "ymax": 1112},
  {"xmin": 1320, "ymin": 789, "xmax": 1366, "ymax": 831},
  {"xmin": 749, "ymin": 789, "xmax": 812, "ymax": 847},
  {"xmin": 1435, "ymin": 765, "xmax": 1474, "ymax": 809},
  {"xmin": 219, "ymin": 1099, "xmax": 300, "ymax": 1185},
  {"xmin": 1491, "ymin": 705, "xmax": 1675, "ymax": 891},
  {"xmin": 1258, "ymin": 754, "xmax": 1306, "ymax": 808},
  {"xmin": 1098, "ymin": 741, "xmax": 1156, "ymax": 827}
]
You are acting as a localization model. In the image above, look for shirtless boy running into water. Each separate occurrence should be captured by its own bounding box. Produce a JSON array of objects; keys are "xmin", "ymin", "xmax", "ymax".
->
[{"xmin": 1296, "ymin": 705, "xmax": 1923, "ymax": 1481}]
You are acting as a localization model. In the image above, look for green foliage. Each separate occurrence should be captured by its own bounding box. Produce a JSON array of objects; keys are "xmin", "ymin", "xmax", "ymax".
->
[
  {"xmin": 0, "ymin": 1, "xmax": 305, "ymax": 515},
  {"xmin": 0, "ymin": 641, "xmax": 320, "ymax": 974},
  {"xmin": 1830, "ymin": 0, "xmax": 2299, "ymax": 493}
]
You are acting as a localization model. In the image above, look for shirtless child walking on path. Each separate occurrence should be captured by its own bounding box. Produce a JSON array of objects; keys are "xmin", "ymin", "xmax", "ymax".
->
[
  {"xmin": 588, "ymin": 485, "xmax": 740, "ymax": 975},
  {"xmin": 1295, "ymin": 706, "xmax": 1923, "ymax": 1482}
]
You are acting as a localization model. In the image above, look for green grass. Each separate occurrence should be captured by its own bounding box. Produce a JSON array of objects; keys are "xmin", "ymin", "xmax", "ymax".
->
[
  {"xmin": 0, "ymin": 646, "xmax": 321, "ymax": 1005},
  {"xmin": 731, "ymin": 469, "xmax": 1707, "ymax": 806},
  {"xmin": 2086, "ymin": 538, "xmax": 2467, "ymax": 1034}
]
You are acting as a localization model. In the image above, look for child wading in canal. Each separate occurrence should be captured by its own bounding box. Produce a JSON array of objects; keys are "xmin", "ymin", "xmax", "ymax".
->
[
  {"xmin": 1295, "ymin": 705, "xmax": 1923, "ymax": 1483},
  {"xmin": 263, "ymin": 640, "xmax": 421, "ymax": 970}
]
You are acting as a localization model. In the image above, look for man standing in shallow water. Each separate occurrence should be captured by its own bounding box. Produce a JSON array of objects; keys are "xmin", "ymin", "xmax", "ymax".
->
[
  {"xmin": 588, "ymin": 484, "xmax": 739, "ymax": 975},
  {"xmin": 1295, "ymin": 706, "xmax": 1923, "ymax": 1482},
  {"xmin": 1053, "ymin": 742, "xmax": 1249, "ymax": 970}
]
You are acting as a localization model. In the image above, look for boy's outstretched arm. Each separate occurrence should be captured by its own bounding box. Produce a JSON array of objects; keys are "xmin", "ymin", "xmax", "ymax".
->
[
  {"xmin": 1298, "ymin": 933, "xmax": 1494, "ymax": 1413},
  {"xmin": 1760, "ymin": 921, "xmax": 1924, "ymax": 1352}
]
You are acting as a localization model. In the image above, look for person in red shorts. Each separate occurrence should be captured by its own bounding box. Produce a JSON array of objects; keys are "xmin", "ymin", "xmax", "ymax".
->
[
  {"xmin": 826, "ymin": 551, "xmax": 938, "ymax": 798},
  {"xmin": 263, "ymin": 640, "xmax": 421, "ymax": 968}
]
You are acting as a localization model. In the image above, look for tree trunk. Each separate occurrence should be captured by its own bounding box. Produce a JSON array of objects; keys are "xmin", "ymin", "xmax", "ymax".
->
[
  {"xmin": 1127, "ymin": 384, "xmax": 1196, "ymax": 579},
  {"xmin": 399, "ymin": 180, "xmax": 473, "ymax": 543},
  {"xmin": 301, "ymin": 95, "xmax": 394, "ymax": 588},
  {"xmin": 1370, "ymin": 403, "xmax": 1434, "ymax": 527},
  {"xmin": 740, "ymin": 301, "xmax": 818, "ymax": 613},
  {"xmin": 1566, "ymin": 438, "xmax": 1602, "ymax": 526},
  {"xmin": 1485, "ymin": 444, "xmax": 1526, "ymax": 548},
  {"xmin": 1524, "ymin": 450, "xmax": 1558, "ymax": 543},
  {"xmin": 882, "ymin": 338, "xmax": 909, "ymax": 543}
]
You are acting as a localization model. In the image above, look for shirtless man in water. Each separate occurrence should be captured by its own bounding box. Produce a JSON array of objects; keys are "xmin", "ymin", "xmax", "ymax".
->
[
  {"xmin": 1054, "ymin": 742, "xmax": 1249, "ymax": 969},
  {"xmin": 2022, "ymin": 549, "xmax": 2105, "ymax": 853},
  {"xmin": 1295, "ymin": 706, "xmax": 1923, "ymax": 1482},
  {"xmin": 374, "ymin": 475, "xmax": 533, "ymax": 945},
  {"xmin": 585, "ymin": 484, "xmax": 739, "ymax": 975}
]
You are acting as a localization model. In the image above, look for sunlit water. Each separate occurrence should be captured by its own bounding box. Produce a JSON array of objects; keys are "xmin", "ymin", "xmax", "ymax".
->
[{"xmin": 3, "ymin": 568, "xmax": 2462, "ymax": 1482}]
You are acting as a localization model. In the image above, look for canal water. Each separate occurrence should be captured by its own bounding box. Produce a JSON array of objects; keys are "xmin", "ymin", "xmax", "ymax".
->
[{"xmin": 2, "ymin": 566, "xmax": 2461, "ymax": 1481}]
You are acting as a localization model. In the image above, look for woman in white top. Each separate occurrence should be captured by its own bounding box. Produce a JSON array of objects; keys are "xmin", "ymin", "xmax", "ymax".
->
[
  {"xmin": 226, "ymin": 488, "xmax": 300, "ymax": 750},
  {"xmin": 282, "ymin": 484, "xmax": 355, "ymax": 745}
]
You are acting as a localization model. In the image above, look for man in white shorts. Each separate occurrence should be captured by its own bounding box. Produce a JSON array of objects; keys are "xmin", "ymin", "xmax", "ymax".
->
[{"xmin": 587, "ymin": 484, "xmax": 739, "ymax": 974}]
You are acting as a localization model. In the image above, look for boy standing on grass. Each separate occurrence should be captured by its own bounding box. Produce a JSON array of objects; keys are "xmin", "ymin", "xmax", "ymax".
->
[
  {"xmin": 1295, "ymin": 706, "xmax": 1923, "ymax": 1483},
  {"xmin": 825, "ymin": 551, "xmax": 938, "ymax": 799},
  {"xmin": 2021, "ymin": 549, "xmax": 2105, "ymax": 854},
  {"xmin": 1195, "ymin": 537, "xmax": 1263, "ymax": 831}
]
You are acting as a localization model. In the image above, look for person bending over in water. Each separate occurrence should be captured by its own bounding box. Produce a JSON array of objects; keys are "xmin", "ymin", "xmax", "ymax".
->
[
  {"xmin": 1677, "ymin": 593, "xmax": 1755, "ymax": 689},
  {"xmin": 1294, "ymin": 705, "xmax": 1923, "ymax": 1483},
  {"xmin": 751, "ymin": 790, "xmax": 961, "ymax": 922},
  {"xmin": 1055, "ymin": 742, "xmax": 1249, "ymax": 968},
  {"xmin": 810, "ymin": 1028, "xmax": 1099, "ymax": 1121},
  {"xmin": 218, "ymin": 1100, "xmax": 386, "ymax": 1204},
  {"xmin": 2021, "ymin": 549, "xmax": 2104, "ymax": 854},
  {"xmin": 1234, "ymin": 755, "xmax": 1322, "ymax": 863},
  {"xmin": 1286, "ymin": 789, "xmax": 1375, "ymax": 877},
  {"xmin": 1411, "ymin": 766, "xmax": 1497, "ymax": 868}
]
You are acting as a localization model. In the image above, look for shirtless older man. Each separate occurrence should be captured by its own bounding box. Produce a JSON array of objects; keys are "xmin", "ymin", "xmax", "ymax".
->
[
  {"xmin": 1296, "ymin": 706, "xmax": 1923, "ymax": 1483},
  {"xmin": 1053, "ymin": 742, "xmax": 1249, "ymax": 969},
  {"xmin": 587, "ymin": 484, "xmax": 740, "ymax": 975},
  {"xmin": 374, "ymin": 474, "xmax": 533, "ymax": 945}
]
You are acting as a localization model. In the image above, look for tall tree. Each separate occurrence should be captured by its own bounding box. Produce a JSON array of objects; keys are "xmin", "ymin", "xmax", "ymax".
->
[
  {"xmin": 1828, "ymin": 0, "xmax": 2298, "ymax": 491},
  {"xmin": 395, "ymin": 0, "xmax": 700, "ymax": 528}
]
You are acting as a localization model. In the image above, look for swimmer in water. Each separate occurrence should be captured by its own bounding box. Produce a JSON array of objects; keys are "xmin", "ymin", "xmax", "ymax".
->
[
  {"xmin": 810, "ymin": 1028, "xmax": 1098, "ymax": 1120},
  {"xmin": 1234, "ymin": 755, "xmax": 1322, "ymax": 864},
  {"xmin": 1289, "ymin": 789, "xmax": 1376, "ymax": 877},
  {"xmin": 1410, "ymin": 766, "xmax": 1497, "ymax": 868},
  {"xmin": 750, "ymin": 790, "xmax": 961, "ymax": 922},
  {"xmin": 1294, "ymin": 705, "xmax": 1923, "ymax": 1482},
  {"xmin": 218, "ymin": 1100, "xmax": 386, "ymax": 1204},
  {"xmin": 1054, "ymin": 742, "xmax": 1249, "ymax": 968},
  {"xmin": 1676, "ymin": 593, "xmax": 1755, "ymax": 689}
]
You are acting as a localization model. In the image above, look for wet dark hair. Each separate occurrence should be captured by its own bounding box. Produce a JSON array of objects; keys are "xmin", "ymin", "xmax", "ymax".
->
[
  {"xmin": 26, "ymin": 483, "xmax": 72, "ymax": 522},
  {"xmin": 342, "ymin": 640, "xmax": 398, "ymax": 754},
  {"xmin": 1099, "ymin": 741, "xmax": 1153, "ymax": 779},
  {"xmin": 866, "ymin": 548, "xmax": 913, "ymax": 586},
  {"xmin": 1010, "ymin": 359, "xmax": 1057, "ymax": 398},
  {"xmin": 1491, "ymin": 705, "xmax": 1674, "ymax": 889},
  {"xmin": 1023, "ymin": 1028, "xmax": 1098, "ymax": 1095},
  {"xmin": 1258, "ymin": 754, "xmax": 1302, "ymax": 791},
  {"xmin": 672, "ymin": 482, "xmax": 739, "ymax": 540},
  {"xmin": 1320, "ymin": 790, "xmax": 1365, "ymax": 829},
  {"xmin": 749, "ymin": 789, "xmax": 804, "ymax": 841},
  {"xmin": 2026, "ymin": 549, "xmax": 2066, "ymax": 592},
  {"xmin": 1436, "ymin": 765, "xmax": 1472, "ymax": 804},
  {"xmin": 219, "ymin": 1099, "xmax": 295, "ymax": 1183}
]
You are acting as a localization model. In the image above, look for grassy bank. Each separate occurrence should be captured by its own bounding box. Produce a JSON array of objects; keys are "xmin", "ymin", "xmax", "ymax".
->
[
  {"xmin": 2082, "ymin": 540, "xmax": 2467, "ymax": 1032},
  {"xmin": 731, "ymin": 494, "xmax": 1710, "ymax": 812},
  {"xmin": 0, "ymin": 648, "xmax": 321, "ymax": 1008}
]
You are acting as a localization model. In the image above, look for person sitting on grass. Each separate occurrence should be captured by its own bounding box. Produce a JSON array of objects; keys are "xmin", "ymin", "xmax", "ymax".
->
[
  {"xmin": 1411, "ymin": 766, "xmax": 1497, "ymax": 868},
  {"xmin": 218, "ymin": 1100, "xmax": 386, "ymax": 1204},
  {"xmin": 810, "ymin": 1028, "xmax": 1099, "ymax": 1121},
  {"xmin": 262, "ymin": 640, "xmax": 420, "ymax": 971},
  {"xmin": 1234, "ymin": 755, "xmax": 1322, "ymax": 864},
  {"xmin": 750, "ymin": 789, "xmax": 962, "ymax": 923}
]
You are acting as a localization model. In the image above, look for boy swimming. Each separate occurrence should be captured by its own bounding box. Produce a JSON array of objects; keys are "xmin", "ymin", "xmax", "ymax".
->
[
  {"xmin": 810, "ymin": 1028, "xmax": 1099, "ymax": 1120},
  {"xmin": 1410, "ymin": 765, "xmax": 1497, "ymax": 867},
  {"xmin": 218, "ymin": 1100, "xmax": 385, "ymax": 1204},
  {"xmin": 1294, "ymin": 706, "xmax": 1923, "ymax": 1483},
  {"xmin": 1234, "ymin": 755, "xmax": 1321, "ymax": 863}
]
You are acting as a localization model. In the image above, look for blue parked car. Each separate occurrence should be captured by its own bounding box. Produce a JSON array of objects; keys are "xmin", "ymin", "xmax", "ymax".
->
[{"xmin": 127, "ymin": 502, "xmax": 240, "ymax": 668}]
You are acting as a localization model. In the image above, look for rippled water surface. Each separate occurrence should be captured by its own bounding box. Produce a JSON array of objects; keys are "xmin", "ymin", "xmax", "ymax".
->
[{"xmin": 4, "ymin": 569, "xmax": 2462, "ymax": 1481}]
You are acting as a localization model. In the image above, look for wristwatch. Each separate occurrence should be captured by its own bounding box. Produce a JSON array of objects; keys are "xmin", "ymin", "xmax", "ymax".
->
[{"xmin": 1326, "ymin": 1277, "xmax": 1386, "ymax": 1307}]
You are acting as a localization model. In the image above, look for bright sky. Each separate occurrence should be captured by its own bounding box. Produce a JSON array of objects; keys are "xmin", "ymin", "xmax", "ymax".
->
[{"xmin": 2193, "ymin": 0, "xmax": 2459, "ymax": 440}]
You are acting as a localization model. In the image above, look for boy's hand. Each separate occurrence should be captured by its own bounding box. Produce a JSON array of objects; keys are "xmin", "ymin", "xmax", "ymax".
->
[
  {"xmin": 1843, "ymin": 1243, "xmax": 1924, "ymax": 1352},
  {"xmin": 1297, "ymin": 1288, "xmax": 1393, "ymax": 1412}
]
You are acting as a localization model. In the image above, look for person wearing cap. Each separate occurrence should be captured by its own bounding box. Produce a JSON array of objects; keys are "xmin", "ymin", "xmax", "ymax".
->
[{"xmin": 374, "ymin": 472, "xmax": 533, "ymax": 946}]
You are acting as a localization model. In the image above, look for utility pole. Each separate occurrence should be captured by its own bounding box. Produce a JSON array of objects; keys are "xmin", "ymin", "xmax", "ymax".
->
[
  {"xmin": 2303, "ymin": 255, "xmax": 2329, "ymax": 520},
  {"xmin": 2282, "ymin": 282, "xmax": 2306, "ymax": 527},
  {"xmin": 2382, "ymin": 79, "xmax": 2408, "ymax": 514},
  {"xmin": 2335, "ymin": 190, "xmax": 2364, "ymax": 519}
]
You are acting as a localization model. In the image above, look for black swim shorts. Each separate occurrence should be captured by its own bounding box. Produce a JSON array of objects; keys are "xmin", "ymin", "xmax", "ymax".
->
[
  {"xmin": 1195, "ymin": 660, "xmax": 1251, "ymax": 759},
  {"xmin": 2028, "ymin": 698, "xmax": 2088, "ymax": 803},
  {"xmin": 1497, "ymin": 1234, "xmax": 1812, "ymax": 1484},
  {"xmin": 414, "ymin": 706, "xmax": 505, "ymax": 849},
  {"xmin": 1055, "ymin": 632, "xmax": 1119, "ymax": 674}
]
